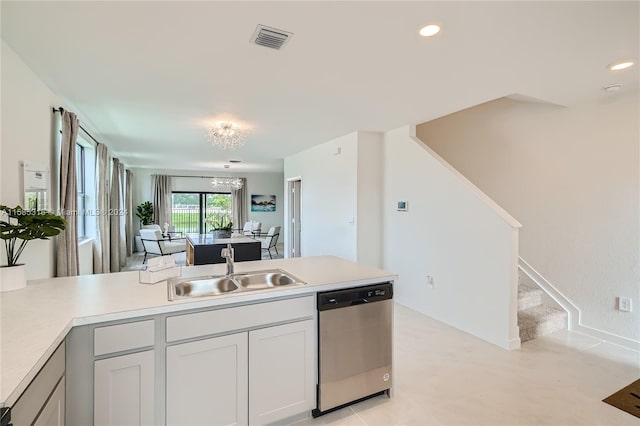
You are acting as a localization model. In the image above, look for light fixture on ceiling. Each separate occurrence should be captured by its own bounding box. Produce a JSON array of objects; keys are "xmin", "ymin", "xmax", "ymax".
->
[
  {"xmin": 211, "ymin": 176, "xmax": 243, "ymax": 190},
  {"xmin": 609, "ymin": 61, "xmax": 634, "ymax": 71},
  {"xmin": 603, "ymin": 83, "xmax": 622, "ymax": 93},
  {"xmin": 207, "ymin": 122, "xmax": 246, "ymax": 150},
  {"xmin": 419, "ymin": 24, "xmax": 441, "ymax": 37}
]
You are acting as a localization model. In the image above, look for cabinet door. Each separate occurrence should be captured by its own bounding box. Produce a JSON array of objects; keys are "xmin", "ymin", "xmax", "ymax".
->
[
  {"xmin": 249, "ymin": 320, "xmax": 315, "ymax": 425},
  {"xmin": 166, "ymin": 332, "xmax": 248, "ymax": 426},
  {"xmin": 94, "ymin": 350, "xmax": 154, "ymax": 426},
  {"xmin": 33, "ymin": 377, "xmax": 65, "ymax": 426}
]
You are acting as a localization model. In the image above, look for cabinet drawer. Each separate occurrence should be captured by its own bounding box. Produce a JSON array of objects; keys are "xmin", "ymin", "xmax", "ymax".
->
[
  {"xmin": 94, "ymin": 320, "xmax": 155, "ymax": 356},
  {"xmin": 167, "ymin": 295, "xmax": 315, "ymax": 342},
  {"xmin": 11, "ymin": 343, "xmax": 65, "ymax": 425}
]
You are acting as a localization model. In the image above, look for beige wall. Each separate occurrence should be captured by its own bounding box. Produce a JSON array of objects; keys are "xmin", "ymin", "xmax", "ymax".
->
[{"xmin": 416, "ymin": 92, "xmax": 640, "ymax": 342}]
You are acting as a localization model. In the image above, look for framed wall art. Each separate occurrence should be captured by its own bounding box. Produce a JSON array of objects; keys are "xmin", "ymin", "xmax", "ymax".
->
[{"xmin": 251, "ymin": 194, "xmax": 276, "ymax": 212}]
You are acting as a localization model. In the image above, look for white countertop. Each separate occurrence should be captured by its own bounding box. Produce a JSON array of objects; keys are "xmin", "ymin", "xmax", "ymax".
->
[{"xmin": 0, "ymin": 255, "xmax": 396, "ymax": 407}]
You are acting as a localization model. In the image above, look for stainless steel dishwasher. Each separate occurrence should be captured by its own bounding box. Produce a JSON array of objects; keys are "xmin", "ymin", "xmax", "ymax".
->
[{"xmin": 313, "ymin": 283, "xmax": 393, "ymax": 417}]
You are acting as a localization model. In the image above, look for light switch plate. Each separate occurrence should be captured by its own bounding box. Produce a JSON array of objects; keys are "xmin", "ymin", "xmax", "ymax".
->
[{"xmin": 617, "ymin": 297, "xmax": 632, "ymax": 312}]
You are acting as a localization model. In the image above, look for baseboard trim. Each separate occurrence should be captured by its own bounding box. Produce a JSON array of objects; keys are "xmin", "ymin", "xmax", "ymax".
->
[
  {"xmin": 519, "ymin": 258, "xmax": 640, "ymax": 352},
  {"xmin": 508, "ymin": 337, "xmax": 521, "ymax": 350},
  {"xmin": 574, "ymin": 324, "xmax": 640, "ymax": 352}
]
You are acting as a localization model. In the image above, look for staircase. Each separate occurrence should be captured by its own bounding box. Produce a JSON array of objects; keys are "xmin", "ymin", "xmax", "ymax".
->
[{"xmin": 518, "ymin": 271, "xmax": 567, "ymax": 343}]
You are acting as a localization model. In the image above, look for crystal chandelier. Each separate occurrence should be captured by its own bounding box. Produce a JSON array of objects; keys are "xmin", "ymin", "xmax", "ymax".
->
[
  {"xmin": 207, "ymin": 122, "xmax": 246, "ymax": 150},
  {"xmin": 211, "ymin": 177, "xmax": 243, "ymax": 190}
]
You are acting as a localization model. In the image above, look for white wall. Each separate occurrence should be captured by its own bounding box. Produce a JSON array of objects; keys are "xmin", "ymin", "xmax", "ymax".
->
[
  {"xmin": 357, "ymin": 132, "xmax": 383, "ymax": 267},
  {"xmin": 131, "ymin": 168, "xmax": 284, "ymax": 235},
  {"xmin": 416, "ymin": 93, "xmax": 640, "ymax": 343},
  {"xmin": 283, "ymin": 131, "xmax": 384, "ymax": 266},
  {"xmin": 383, "ymin": 125, "xmax": 521, "ymax": 349},
  {"xmin": 1, "ymin": 41, "xmax": 58, "ymax": 279},
  {"xmin": 78, "ymin": 238, "xmax": 93, "ymax": 275},
  {"xmin": 284, "ymin": 132, "xmax": 359, "ymax": 261},
  {"xmin": 1, "ymin": 41, "xmax": 122, "ymax": 278}
]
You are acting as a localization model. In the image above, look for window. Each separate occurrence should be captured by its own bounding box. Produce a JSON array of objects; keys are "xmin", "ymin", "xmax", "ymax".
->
[
  {"xmin": 75, "ymin": 136, "xmax": 96, "ymax": 241},
  {"xmin": 172, "ymin": 192, "xmax": 232, "ymax": 234},
  {"xmin": 76, "ymin": 143, "xmax": 86, "ymax": 239}
]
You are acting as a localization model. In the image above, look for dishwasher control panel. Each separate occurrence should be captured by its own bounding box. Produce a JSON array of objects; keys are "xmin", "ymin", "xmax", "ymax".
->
[{"xmin": 317, "ymin": 282, "xmax": 393, "ymax": 311}]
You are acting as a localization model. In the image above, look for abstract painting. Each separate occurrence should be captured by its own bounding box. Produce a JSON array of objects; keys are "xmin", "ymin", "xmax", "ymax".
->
[{"xmin": 251, "ymin": 195, "xmax": 276, "ymax": 212}]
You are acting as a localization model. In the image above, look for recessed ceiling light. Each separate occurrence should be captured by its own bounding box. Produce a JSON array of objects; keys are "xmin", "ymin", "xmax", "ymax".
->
[
  {"xmin": 609, "ymin": 61, "xmax": 634, "ymax": 71},
  {"xmin": 419, "ymin": 24, "xmax": 441, "ymax": 37}
]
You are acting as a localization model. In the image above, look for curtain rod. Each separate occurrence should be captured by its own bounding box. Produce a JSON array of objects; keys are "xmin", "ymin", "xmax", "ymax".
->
[{"xmin": 52, "ymin": 107, "xmax": 100, "ymax": 146}]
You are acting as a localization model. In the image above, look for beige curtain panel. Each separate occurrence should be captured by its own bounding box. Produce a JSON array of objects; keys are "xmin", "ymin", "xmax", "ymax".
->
[
  {"xmin": 109, "ymin": 157, "xmax": 122, "ymax": 272},
  {"xmin": 153, "ymin": 175, "xmax": 172, "ymax": 227},
  {"xmin": 232, "ymin": 178, "xmax": 248, "ymax": 231},
  {"xmin": 93, "ymin": 143, "xmax": 110, "ymax": 274},
  {"xmin": 125, "ymin": 169, "xmax": 133, "ymax": 256},
  {"xmin": 117, "ymin": 162, "xmax": 127, "ymax": 267},
  {"xmin": 56, "ymin": 110, "xmax": 79, "ymax": 277}
]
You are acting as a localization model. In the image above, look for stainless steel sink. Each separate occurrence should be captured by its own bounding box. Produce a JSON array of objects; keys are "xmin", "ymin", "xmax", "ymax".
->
[
  {"xmin": 232, "ymin": 270, "xmax": 302, "ymax": 290},
  {"xmin": 167, "ymin": 269, "xmax": 306, "ymax": 300},
  {"xmin": 168, "ymin": 276, "xmax": 238, "ymax": 300}
]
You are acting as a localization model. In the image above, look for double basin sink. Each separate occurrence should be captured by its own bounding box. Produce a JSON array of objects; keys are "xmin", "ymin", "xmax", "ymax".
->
[{"xmin": 168, "ymin": 269, "xmax": 306, "ymax": 301}]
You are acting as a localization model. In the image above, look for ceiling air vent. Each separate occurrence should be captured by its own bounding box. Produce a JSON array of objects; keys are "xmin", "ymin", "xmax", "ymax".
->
[{"xmin": 251, "ymin": 25, "xmax": 293, "ymax": 50}]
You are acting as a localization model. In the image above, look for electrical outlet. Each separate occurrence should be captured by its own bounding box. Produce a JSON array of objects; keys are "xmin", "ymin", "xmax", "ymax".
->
[{"xmin": 617, "ymin": 297, "xmax": 632, "ymax": 312}]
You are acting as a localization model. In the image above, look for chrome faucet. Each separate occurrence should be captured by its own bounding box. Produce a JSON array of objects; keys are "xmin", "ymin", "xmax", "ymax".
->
[{"xmin": 221, "ymin": 243, "xmax": 234, "ymax": 276}]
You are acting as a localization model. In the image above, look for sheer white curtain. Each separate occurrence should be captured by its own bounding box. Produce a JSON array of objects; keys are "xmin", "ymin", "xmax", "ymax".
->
[
  {"xmin": 56, "ymin": 110, "xmax": 79, "ymax": 277},
  {"xmin": 153, "ymin": 175, "xmax": 172, "ymax": 227},
  {"xmin": 232, "ymin": 178, "xmax": 247, "ymax": 231},
  {"xmin": 93, "ymin": 143, "xmax": 110, "ymax": 274}
]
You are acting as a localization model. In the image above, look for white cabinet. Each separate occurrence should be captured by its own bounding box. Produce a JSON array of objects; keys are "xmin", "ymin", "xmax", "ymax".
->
[
  {"xmin": 165, "ymin": 295, "xmax": 316, "ymax": 426},
  {"xmin": 33, "ymin": 377, "xmax": 65, "ymax": 426},
  {"xmin": 249, "ymin": 320, "xmax": 315, "ymax": 425},
  {"xmin": 94, "ymin": 350, "xmax": 155, "ymax": 426},
  {"xmin": 11, "ymin": 343, "xmax": 65, "ymax": 426},
  {"xmin": 166, "ymin": 332, "xmax": 248, "ymax": 426}
]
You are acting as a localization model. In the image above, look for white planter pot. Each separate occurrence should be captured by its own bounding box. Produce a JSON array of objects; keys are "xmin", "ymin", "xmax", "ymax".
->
[{"xmin": 0, "ymin": 264, "xmax": 27, "ymax": 292}]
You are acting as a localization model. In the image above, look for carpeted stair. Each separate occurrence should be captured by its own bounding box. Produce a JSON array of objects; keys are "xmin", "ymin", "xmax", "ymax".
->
[{"xmin": 518, "ymin": 273, "xmax": 567, "ymax": 343}]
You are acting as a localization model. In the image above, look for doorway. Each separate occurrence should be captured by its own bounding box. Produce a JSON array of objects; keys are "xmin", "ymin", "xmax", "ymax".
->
[{"xmin": 287, "ymin": 178, "xmax": 302, "ymax": 258}]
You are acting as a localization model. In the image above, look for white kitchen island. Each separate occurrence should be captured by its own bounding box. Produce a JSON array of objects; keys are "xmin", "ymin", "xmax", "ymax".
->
[{"xmin": 0, "ymin": 255, "xmax": 396, "ymax": 425}]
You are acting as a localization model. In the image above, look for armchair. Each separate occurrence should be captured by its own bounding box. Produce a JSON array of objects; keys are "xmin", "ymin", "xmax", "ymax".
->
[
  {"xmin": 139, "ymin": 228, "xmax": 186, "ymax": 263},
  {"xmin": 255, "ymin": 226, "xmax": 281, "ymax": 259},
  {"xmin": 241, "ymin": 221, "xmax": 262, "ymax": 237},
  {"xmin": 142, "ymin": 224, "xmax": 183, "ymax": 240}
]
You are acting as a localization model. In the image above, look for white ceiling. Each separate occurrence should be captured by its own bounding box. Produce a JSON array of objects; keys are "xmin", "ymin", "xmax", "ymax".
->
[{"xmin": 2, "ymin": 1, "xmax": 638, "ymax": 173}]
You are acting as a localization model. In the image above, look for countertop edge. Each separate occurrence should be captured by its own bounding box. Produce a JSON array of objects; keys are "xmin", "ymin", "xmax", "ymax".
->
[{"xmin": 1, "ymin": 271, "xmax": 397, "ymax": 407}]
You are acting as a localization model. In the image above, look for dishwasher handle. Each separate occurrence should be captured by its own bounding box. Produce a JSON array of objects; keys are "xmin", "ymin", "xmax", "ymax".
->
[{"xmin": 351, "ymin": 298, "xmax": 369, "ymax": 306}]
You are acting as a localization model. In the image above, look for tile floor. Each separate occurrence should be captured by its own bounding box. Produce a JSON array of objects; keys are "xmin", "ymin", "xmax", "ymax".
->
[{"xmin": 294, "ymin": 304, "xmax": 640, "ymax": 426}]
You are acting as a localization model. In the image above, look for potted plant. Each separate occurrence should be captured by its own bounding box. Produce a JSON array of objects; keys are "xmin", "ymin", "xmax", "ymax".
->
[
  {"xmin": 0, "ymin": 205, "xmax": 66, "ymax": 292},
  {"xmin": 208, "ymin": 212, "xmax": 233, "ymax": 239},
  {"xmin": 136, "ymin": 201, "xmax": 154, "ymax": 226}
]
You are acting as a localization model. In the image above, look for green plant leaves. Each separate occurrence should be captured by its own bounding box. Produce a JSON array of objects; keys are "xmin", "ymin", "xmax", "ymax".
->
[
  {"xmin": 1, "ymin": 205, "xmax": 67, "ymax": 266},
  {"xmin": 136, "ymin": 201, "xmax": 154, "ymax": 225}
]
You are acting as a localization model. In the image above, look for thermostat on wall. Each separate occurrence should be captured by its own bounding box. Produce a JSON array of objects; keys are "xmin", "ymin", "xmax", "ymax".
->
[{"xmin": 397, "ymin": 201, "xmax": 408, "ymax": 211}]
